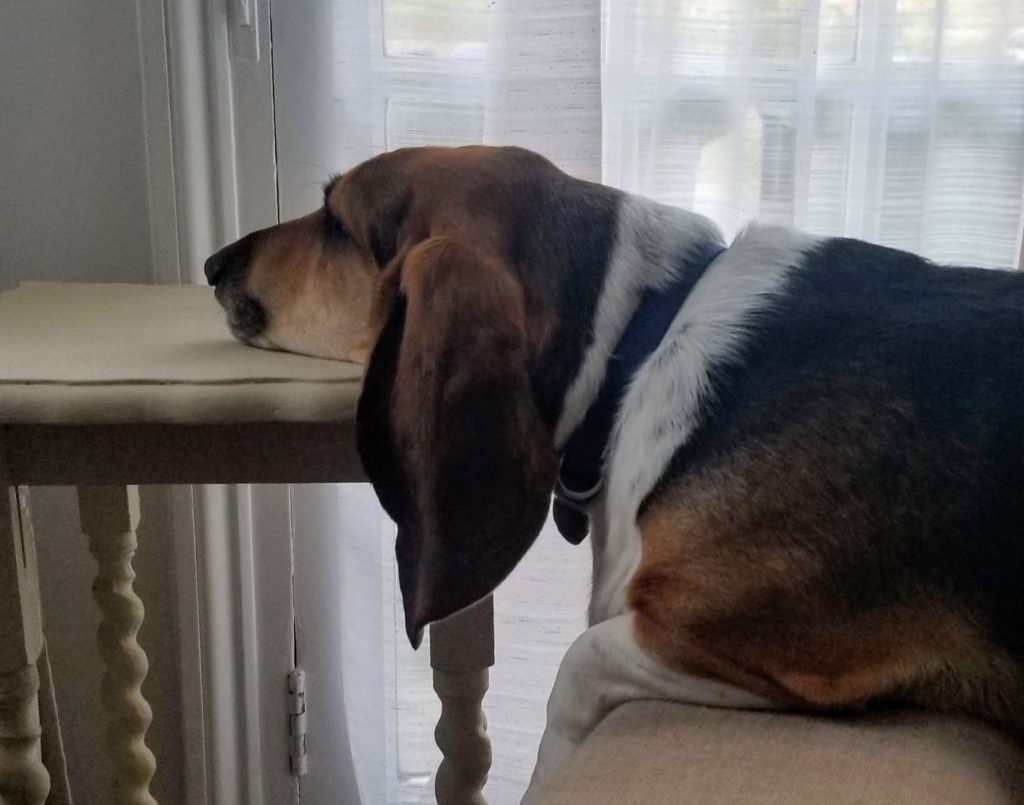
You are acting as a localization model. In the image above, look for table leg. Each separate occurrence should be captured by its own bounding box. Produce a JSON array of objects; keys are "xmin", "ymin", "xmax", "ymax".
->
[
  {"xmin": 38, "ymin": 642, "xmax": 72, "ymax": 805},
  {"xmin": 17, "ymin": 488, "xmax": 72, "ymax": 805},
  {"xmin": 77, "ymin": 486, "xmax": 156, "ymax": 805},
  {"xmin": 430, "ymin": 596, "xmax": 495, "ymax": 805},
  {"xmin": 0, "ymin": 486, "xmax": 50, "ymax": 805}
]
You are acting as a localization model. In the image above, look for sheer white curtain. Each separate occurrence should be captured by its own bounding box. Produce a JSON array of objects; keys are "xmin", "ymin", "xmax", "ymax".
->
[
  {"xmin": 327, "ymin": 0, "xmax": 1024, "ymax": 803},
  {"xmin": 603, "ymin": 0, "xmax": 1024, "ymax": 262}
]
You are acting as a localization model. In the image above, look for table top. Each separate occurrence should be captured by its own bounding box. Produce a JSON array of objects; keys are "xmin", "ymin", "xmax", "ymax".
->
[{"xmin": 0, "ymin": 282, "xmax": 362, "ymax": 426}]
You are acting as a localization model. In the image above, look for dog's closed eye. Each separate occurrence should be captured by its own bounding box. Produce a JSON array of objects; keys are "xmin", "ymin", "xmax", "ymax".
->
[{"xmin": 323, "ymin": 206, "xmax": 348, "ymax": 243}]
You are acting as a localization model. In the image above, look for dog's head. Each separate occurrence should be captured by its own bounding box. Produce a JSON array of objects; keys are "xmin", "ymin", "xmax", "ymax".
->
[{"xmin": 207, "ymin": 146, "xmax": 590, "ymax": 645}]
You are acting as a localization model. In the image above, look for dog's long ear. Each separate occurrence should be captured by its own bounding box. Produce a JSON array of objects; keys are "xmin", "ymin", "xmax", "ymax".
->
[{"xmin": 357, "ymin": 237, "xmax": 556, "ymax": 647}]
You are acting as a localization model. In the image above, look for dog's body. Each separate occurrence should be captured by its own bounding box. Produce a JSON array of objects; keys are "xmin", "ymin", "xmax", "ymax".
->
[{"xmin": 206, "ymin": 145, "xmax": 1024, "ymax": 797}]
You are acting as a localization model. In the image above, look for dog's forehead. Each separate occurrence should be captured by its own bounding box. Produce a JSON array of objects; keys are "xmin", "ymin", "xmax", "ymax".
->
[
  {"xmin": 325, "ymin": 149, "xmax": 420, "ymax": 224},
  {"xmin": 329, "ymin": 148, "xmax": 444, "ymax": 199},
  {"xmin": 327, "ymin": 146, "xmax": 530, "ymax": 209},
  {"xmin": 324, "ymin": 146, "xmax": 566, "ymax": 263}
]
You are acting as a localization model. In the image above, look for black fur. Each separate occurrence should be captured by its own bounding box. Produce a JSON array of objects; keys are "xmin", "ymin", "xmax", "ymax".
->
[
  {"xmin": 521, "ymin": 176, "xmax": 621, "ymax": 429},
  {"xmin": 651, "ymin": 237, "xmax": 1024, "ymax": 658},
  {"xmin": 355, "ymin": 295, "xmax": 410, "ymax": 531}
]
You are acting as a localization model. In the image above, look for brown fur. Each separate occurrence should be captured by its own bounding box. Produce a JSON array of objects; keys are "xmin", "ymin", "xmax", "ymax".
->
[
  {"xmin": 237, "ymin": 146, "xmax": 575, "ymax": 363},
  {"xmin": 628, "ymin": 375, "xmax": 1024, "ymax": 733},
  {"xmin": 239, "ymin": 211, "xmax": 378, "ymax": 361},
  {"xmin": 356, "ymin": 235, "xmax": 557, "ymax": 645},
  {"xmin": 208, "ymin": 145, "xmax": 1024, "ymax": 737},
  {"xmin": 210, "ymin": 143, "xmax": 619, "ymax": 639}
]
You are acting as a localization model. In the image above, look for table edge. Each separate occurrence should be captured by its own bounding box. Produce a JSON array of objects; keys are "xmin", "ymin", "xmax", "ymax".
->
[{"xmin": 0, "ymin": 422, "xmax": 367, "ymax": 485}]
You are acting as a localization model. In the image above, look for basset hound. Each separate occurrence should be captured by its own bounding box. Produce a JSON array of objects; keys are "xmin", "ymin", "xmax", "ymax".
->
[{"xmin": 205, "ymin": 145, "xmax": 1024, "ymax": 797}]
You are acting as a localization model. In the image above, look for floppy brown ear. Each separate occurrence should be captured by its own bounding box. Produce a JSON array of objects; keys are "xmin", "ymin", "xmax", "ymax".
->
[{"xmin": 357, "ymin": 237, "xmax": 557, "ymax": 647}]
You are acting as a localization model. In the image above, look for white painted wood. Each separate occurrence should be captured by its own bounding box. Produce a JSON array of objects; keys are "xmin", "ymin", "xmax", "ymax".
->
[
  {"xmin": 136, "ymin": 0, "xmax": 182, "ymax": 286},
  {"xmin": 77, "ymin": 486, "xmax": 157, "ymax": 805},
  {"xmin": 269, "ymin": 0, "xmax": 338, "ymax": 217},
  {"xmin": 165, "ymin": 0, "xmax": 277, "ymax": 282},
  {"xmin": 15, "ymin": 487, "xmax": 73, "ymax": 805},
  {"xmin": 247, "ymin": 485, "xmax": 299, "ymax": 805},
  {"xmin": 162, "ymin": 1, "xmax": 284, "ymax": 795},
  {"xmin": 193, "ymin": 484, "xmax": 280, "ymax": 805},
  {"xmin": 0, "ymin": 483, "xmax": 49, "ymax": 805},
  {"xmin": 37, "ymin": 641, "xmax": 72, "ymax": 805},
  {"xmin": 0, "ymin": 486, "xmax": 43, "ymax": 675},
  {"xmin": 0, "ymin": 664, "xmax": 49, "ymax": 805},
  {"xmin": 288, "ymin": 485, "xmax": 365, "ymax": 805},
  {"xmin": 430, "ymin": 597, "xmax": 495, "ymax": 805},
  {"xmin": 0, "ymin": 479, "xmax": 43, "ymax": 675},
  {"xmin": 268, "ymin": 5, "xmax": 369, "ymax": 804},
  {"xmin": 224, "ymin": 0, "xmax": 279, "ymax": 236},
  {"xmin": 165, "ymin": 484, "xmax": 208, "ymax": 805},
  {"xmin": 164, "ymin": 0, "xmax": 228, "ymax": 274},
  {"xmin": 0, "ymin": 282, "xmax": 360, "ymax": 805},
  {"xmin": 193, "ymin": 482, "xmax": 303, "ymax": 805}
]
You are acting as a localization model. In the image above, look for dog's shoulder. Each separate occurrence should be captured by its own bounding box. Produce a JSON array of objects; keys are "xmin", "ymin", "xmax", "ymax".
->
[
  {"xmin": 649, "ymin": 233, "xmax": 1024, "ymax": 487},
  {"xmin": 640, "ymin": 233, "xmax": 1024, "ymax": 653}
]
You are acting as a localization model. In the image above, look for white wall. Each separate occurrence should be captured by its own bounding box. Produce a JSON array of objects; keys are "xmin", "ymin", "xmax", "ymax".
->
[
  {"xmin": 0, "ymin": 0, "xmax": 154, "ymax": 289},
  {"xmin": 0, "ymin": 3, "xmax": 187, "ymax": 803}
]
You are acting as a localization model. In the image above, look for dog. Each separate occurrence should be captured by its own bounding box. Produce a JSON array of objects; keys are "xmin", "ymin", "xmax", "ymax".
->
[{"xmin": 206, "ymin": 145, "xmax": 1024, "ymax": 797}]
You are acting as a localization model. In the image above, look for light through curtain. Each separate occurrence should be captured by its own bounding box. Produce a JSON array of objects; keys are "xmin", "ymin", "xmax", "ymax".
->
[
  {"xmin": 603, "ymin": 0, "xmax": 1024, "ymax": 262},
  {"xmin": 329, "ymin": 1, "xmax": 1024, "ymax": 803}
]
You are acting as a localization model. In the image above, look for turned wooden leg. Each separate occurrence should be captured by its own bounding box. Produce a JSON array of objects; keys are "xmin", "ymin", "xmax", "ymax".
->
[
  {"xmin": 77, "ymin": 486, "xmax": 157, "ymax": 805},
  {"xmin": 37, "ymin": 643, "xmax": 72, "ymax": 805},
  {"xmin": 0, "ymin": 667, "xmax": 48, "ymax": 805},
  {"xmin": 0, "ymin": 486, "xmax": 49, "ymax": 805},
  {"xmin": 18, "ymin": 488, "xmax": 72, "ymax": 805},
  {"xmin": 430, "ymin": 596, "xmax": 495, "ymax": 805}
]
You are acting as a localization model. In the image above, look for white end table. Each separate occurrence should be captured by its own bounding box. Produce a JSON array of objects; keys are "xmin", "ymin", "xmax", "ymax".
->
[{"xmin": 0, "ymin": 282, "xmax": 495, "ymax": 805}]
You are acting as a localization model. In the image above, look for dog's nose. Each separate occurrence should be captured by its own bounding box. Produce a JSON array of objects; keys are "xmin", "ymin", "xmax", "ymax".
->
[
  {"xmin": 205, "ymin": 232, "xmax": 261, "ymax": 287},
  {"xmin": 204, "ymin": 252, "xmax": 227, "ymax": 286}
]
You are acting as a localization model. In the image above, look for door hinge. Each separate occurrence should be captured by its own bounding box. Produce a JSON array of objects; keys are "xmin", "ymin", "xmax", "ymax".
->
[{"xmin": 288, "ymin": 670, "xmax": 309, "ymax": 777}]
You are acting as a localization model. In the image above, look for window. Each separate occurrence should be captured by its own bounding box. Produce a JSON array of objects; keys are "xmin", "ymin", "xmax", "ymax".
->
[
  {"xmin": 316, "ymin": 1, "xmax": 1024, "ymax": 802},
  {"xmin": 334, "ymin": 0, "xmax": 1024, "ymax": 261}
]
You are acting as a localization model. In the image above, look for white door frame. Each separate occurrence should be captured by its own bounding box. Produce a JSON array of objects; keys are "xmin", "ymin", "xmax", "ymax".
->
[
  {"xmin": 140, "ymin": 1, "xmax": 291, "ymax": 803},
  {"xmin": 255, "ymin": 1, "xmax": 369, "ymax": 800}
]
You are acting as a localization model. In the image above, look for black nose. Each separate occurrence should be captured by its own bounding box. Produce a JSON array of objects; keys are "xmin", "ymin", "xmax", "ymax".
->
[
  {"xmin": 204, "ymin": 252, "xmax": 226, "ymax": 286},
  {"xmin": 205, "ymin": 233, "xmax": 260, "ymax": 287}
]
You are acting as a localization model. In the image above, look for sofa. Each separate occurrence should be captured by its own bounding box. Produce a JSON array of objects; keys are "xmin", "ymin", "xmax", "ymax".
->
[{"xmin": 530, "ymin": 701, "xmax": 1024, "ymax": 803}]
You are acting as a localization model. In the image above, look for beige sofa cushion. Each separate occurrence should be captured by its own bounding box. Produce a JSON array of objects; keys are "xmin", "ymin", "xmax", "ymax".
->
[{"xmin": 531, "ymin": 701, "xmax": 1024, "ymax": 804}]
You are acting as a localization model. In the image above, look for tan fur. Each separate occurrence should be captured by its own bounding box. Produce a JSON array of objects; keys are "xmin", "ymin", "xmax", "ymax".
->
[
  {"xmin": 242, "ymin": 211, "xmax": 378, "ymax": 361},
  {"xmin": 630, "ymin": 454, "xmax": 1006, "ymax": 719},
  {"xmin": 239, "ymin": 146, "xmax": 559, "ymax": 363}
]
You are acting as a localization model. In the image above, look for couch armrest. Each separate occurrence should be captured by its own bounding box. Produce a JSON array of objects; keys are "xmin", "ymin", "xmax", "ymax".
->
[{"xmin": 529, "ymin": 701, "xmax": 1024, "ymax": 804}]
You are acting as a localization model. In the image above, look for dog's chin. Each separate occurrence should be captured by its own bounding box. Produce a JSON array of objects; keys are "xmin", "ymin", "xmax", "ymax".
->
[
  {"xmin": 230, "ymin": 326, "xmax": 368, "ymax": 366},
  {"xmin": 230, "ymin": 326, "xmax": 275, "ymax": 351}
]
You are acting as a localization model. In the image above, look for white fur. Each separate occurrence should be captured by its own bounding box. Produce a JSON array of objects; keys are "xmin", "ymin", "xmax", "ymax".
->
[
  {"xmin": 589, "ymin": 223, "xmax": 816, "ymax": 624},
  {"xmin": 535, "ymin": 216, "xmax": 815, "ymax": 796},
  {"xmin": 524, "ymin": 614, "xmax": 776, "ymax": 801},
  {"xmin": 553, "ymin": 196, "xmax": 724, "ymax": 449}
]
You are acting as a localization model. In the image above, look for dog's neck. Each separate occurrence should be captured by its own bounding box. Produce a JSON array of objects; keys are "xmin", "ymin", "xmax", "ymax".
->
[
  {"xmin": 551, "ymin": 194, "xmax": 724, "ymax": 449},
  {"xmin": 536, "ymin": 194, "xmax": 723, "ymax": 544}
]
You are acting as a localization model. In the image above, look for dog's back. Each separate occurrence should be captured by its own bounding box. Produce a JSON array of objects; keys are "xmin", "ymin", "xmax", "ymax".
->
[{"xmin": 631, "ymin": 236, "xmax": 1024, "ymax": 732}]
